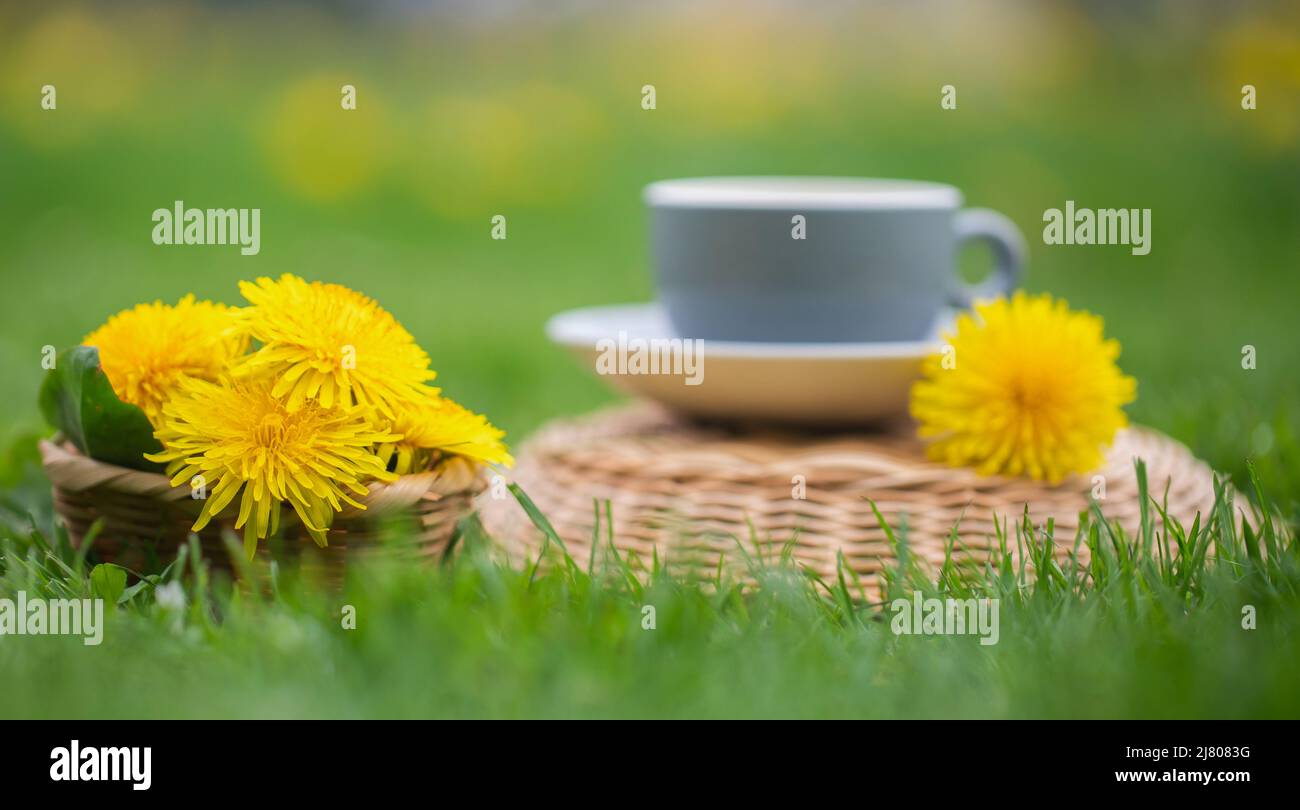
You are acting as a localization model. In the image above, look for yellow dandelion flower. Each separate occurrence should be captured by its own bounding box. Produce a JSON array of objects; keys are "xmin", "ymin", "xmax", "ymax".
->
[
  {"xmin": 234, "ymin": 274, "xmax": 437, "ymax": 417},
  {"xmin": 379, "ymin": 396, "xmax": 513, "ymax": 474},
  {"xmin": 909, "ymin": 292, "xmax": 1137, "ymax": 484},
  {"xmin": 145, "ymin": 376, "xmax": 399, "ymax": 557},
  {"xmin": 82, "ymin": 294, "xmax": 247, "ymax": 424}
]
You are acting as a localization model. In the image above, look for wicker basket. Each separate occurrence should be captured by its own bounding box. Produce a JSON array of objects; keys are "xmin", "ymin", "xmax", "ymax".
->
[
  {"xmin": 482, "ymin": 404, "xmax": 1224, "ymax": 589},
  {"xmin": 40, "ymin": 439, "xmax": 485, "ymax": 576}
]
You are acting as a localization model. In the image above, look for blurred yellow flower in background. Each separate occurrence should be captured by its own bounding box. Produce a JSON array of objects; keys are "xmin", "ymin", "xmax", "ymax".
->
[
  {"xmin": 618, "ymin": 10, "xmax": 824, "ymax": 136},
  {"xmin": 147, "ymin": 376, "xmax": 398, "ymax": 556},
  {"xmin": 379, "ymin": 395, "xmax": 513, "ymax": 474},
  {"xmin": 412, "ymin": 93, "xmax": 531, "ymax": 218},
  {"xmin": 1217, "ymin": 19, "xmax": 1300, "ymax": 149},
  {"xmin": 407, "ymin": 83, "xmax": 607, "ymax": 218},
  {"xmin": 234, "ymin": 274, "xmax": 437, "ymax": 418},
  {"xmin": 910, "ymin": 292, "xmax": 1136, "ymax": 484},
  {"xmin": 260, "ymin": 74, "xmax": 386, "ymax": 201},
  {"xmin": 82, "ymin": 295, "xmax": 246, "ymax": 425},
  {"xmin": 1, "ymin": 7, "xmax": 142, "ymax": 148}
]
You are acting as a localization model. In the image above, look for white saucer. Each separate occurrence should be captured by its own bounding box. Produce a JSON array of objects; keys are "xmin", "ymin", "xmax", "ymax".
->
[{"xmin": 546, "ymin": 303, "xmax": 951, "ymax": 426}]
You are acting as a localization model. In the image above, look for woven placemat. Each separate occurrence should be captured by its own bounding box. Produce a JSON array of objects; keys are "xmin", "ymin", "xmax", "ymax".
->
[{"xmin": 481, "ymin": 404, "xmax": 1223, "ymax": 586}]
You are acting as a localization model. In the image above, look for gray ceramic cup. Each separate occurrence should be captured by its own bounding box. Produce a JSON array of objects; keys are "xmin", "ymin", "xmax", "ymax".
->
[{"xmin": 645, "ymin": 177, "xmax": 1026, "ymax": 343}]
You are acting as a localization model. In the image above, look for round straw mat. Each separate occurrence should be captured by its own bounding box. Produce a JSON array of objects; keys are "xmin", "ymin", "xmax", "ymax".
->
[{"xmin": 482, "ymin": 404, "xmax": 1223, "ymax": 587}]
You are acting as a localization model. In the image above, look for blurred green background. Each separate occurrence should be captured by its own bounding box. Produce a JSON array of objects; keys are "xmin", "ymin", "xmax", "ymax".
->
[{"xmin": 2, "ymin": 0, "xmax": 1298, "ymax": 508}]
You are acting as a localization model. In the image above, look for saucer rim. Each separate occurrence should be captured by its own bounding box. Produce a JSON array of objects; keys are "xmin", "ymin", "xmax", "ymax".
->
[{"xmin": 546, "ymin": 303, "xmax": 945, "ymax": 359}]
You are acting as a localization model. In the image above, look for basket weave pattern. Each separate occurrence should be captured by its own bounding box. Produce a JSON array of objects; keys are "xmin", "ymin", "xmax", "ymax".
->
[
  {"xmin": 483, "ymin": 405, "xmax": 1222, "ymax": 586},
  {"xmin": 40, "ymin": 439, "xmax": 484, "ymax": 573}
]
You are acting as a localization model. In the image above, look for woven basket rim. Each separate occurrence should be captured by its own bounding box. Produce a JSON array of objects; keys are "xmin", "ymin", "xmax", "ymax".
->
[{"xmin": 38, "ymin": 438, "xmax": 484, "ymax": 520}]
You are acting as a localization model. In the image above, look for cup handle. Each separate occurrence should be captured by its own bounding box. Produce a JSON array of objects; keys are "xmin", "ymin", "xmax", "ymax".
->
[{"xmin": 950, "ymin": 208, "xmax": 1027, "ymax": 307}]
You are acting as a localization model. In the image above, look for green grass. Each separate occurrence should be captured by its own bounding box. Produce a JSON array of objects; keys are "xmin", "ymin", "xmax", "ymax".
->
[{"xmin": 1, "ymin": 455, "xmax": 1296, "ymax": 719}]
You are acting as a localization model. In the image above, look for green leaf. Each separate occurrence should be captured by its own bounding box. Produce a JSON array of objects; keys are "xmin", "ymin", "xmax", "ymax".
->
[
  {"xmin": 90, "ymin": 563, "xmax": 127, "ymax": 605},
  {"xmin": 38, "ymin": 346, "xmax": 163, "ymax": 470}
]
